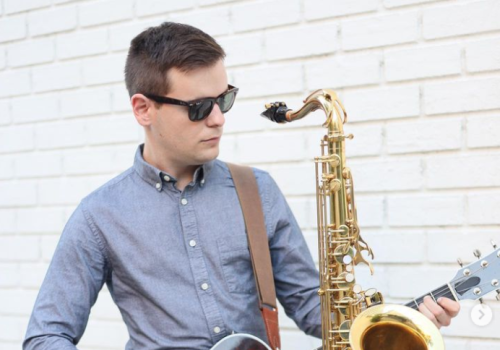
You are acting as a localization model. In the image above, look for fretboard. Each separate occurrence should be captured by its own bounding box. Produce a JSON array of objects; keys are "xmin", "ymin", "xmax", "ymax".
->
[{"xmin": 404, "ymin": 284, "xmax": 456, "ymax": 310}]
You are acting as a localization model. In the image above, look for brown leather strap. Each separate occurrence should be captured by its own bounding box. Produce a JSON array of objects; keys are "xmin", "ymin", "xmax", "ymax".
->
[{"xmin": 227, "ymin": 163, "xmax": 281, "ymax": 350}]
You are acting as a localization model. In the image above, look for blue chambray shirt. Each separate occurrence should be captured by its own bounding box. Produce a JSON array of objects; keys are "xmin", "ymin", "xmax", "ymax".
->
[{"xmin": 24, "ymin": 144, "xmax": 321, "ymax": 350}]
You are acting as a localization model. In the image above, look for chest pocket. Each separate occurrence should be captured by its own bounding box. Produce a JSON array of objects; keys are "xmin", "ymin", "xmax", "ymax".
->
[{"xmin": 217, "ymin": 236, "xmax": 257, "ymax": 295}]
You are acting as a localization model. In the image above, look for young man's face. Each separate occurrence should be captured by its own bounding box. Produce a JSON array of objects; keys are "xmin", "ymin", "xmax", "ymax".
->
[{"xmin": 149, "ymin": 59, "xmax": 228, "ymax": 168}]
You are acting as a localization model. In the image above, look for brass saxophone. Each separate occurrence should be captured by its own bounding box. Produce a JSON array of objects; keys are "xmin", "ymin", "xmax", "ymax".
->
[{"xmin": 261, "ymin": 89, "xmax": 443, "ymax": 350}]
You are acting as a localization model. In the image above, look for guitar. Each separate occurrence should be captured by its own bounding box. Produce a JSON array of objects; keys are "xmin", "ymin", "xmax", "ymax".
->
[{"xmin": 211, "ymin": 244, "xmax": 500, "ymax": 350}]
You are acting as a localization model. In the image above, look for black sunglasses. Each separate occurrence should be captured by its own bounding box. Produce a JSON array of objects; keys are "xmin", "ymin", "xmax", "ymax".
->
[{"xmin": 144, "ymin": 85, "xmax": 239, "ymax": 122}]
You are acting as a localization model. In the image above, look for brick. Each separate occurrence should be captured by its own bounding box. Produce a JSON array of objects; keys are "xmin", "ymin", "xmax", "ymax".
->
[
  {"xmin": 342, "ymin": 86, "xmax": 419, "ymax": 122},
  {"xmin": 63, "ymin": 144, "xmax": 136, "ymax": 175},
  {"xmin": 39, "ymin": 177, "xmax": 93, "ymax": 206},
  {"xmin": 268, "ymin": 164, "xmax": 316, "ymax": 196},
  {"xmin": 0, "ymin": 209, "xmax": 16, "ymax": 234},
  {"xmin": 218, "ymin": 33, "xmax": 263, "ymax": 67},
  {"xmin": 356, "ymin": 195, "xmax": 384, "ymax": 227},
  {"xmin": 0, "ymin": 264, "xmax": 18, "ymax": 287},
  {"xmin": 14, "ymin": 151, "xmax": 62, "ymax": 179},
  {"xmin": 232, "ymin": 63, "xmax": 303, "ymax": 98},
  {"xmin": 17, "ymin": 207, "xmax": 66, "ymax": 235},
  {"xmin": 265, "ymin": 23, "xmax": 338, "ymax": 61},
  {"xmin": 387, "ymin": 118, "xmax": 461, "ymax": 154},
  {"xmin": 12, "ymin": 94, "xmax": 59, "ymax": 124},
  {"xmin": 0, "ymin": 155, "xmax": 14, "ymax": 180},
  {"xmin": 5, "ymin": 0, "xmax": 50, "ymax": 14},
  {"xmin": 388, "ymin": 194, "xmax": 463, "ymax": 227},
  {"xmin": 305, "ymin": 0, "xmax": 378, "ymax": 20},
  {"xmin": 0, "ymin": 180, "xmax": 37, "ymax": 207},
  {"xmin": 112, "ymin": 85, "xmax": 131, "ymax": 112},
  {"xmin": 0, "ymin": 237, "xmax": 39, "ymax": 262},
  {"xmin": 0, "ymin": 69, "xmax": 31, "ymax": 98},
  {"xmin": 427, "ymin": 154, "xmax": 500, "ymax": 189},
  {"xmin": 427, "ymin": 229, "xmax": 498, "ymax": 263},
  {"xmin": 33, "ymin": 62, "xmax": 81, "ymax": 93},
  {"xmin": 19, "ymin": 263, "xmax": 49, "ymax": 288},
  {"xmin": 0, "ymin": 99, "xmax": 11, "ymax": 126},
  {"xmin": 423, "ymin": 0, "xmax": 500, "ymax": 39},
  {"xmin": 467, "ymin": 114, "xmax": 500, "ymax": 148},
  {"xmin": 0, "ymin": 15, "xmax": 27, "ymax": 43},
  {"xmin": 217, "ymin": 134, "xmax": 237, "ymax": 163},
  {"xmin": 232, "ymin": 0, "xmax": 300, "ymax": 33},
  {"xmin": 0, "ymin": 316, "xmax": 29, "ymax": 343},
  {"xmin": 238, "ymin": 131, "xmax": 307, "ymax": 164},
  {"xmin": 87, "ymin": 115, "xmax": 140, "ymax": 146},
  {"xmin": 57, "ymin": 28, "xmax": 108, "ymax": 60},
  {"xmin": 0, "ymin": 125, "xmax": 34, "ymax": 153},
  {"xmin": 172, "ymin": 7, "xmax": 231, "ymax": 37},
  {"xmin": 342, "ymin": 11, "xmax": 418, "ymax": 51},
  {"xmin": 468, "ymin": 192, "xmax": 500, "ymax": 225},
  {"xmin": 305, "ymin": 54, "xmax": 380, "ymax": 90},
  {"xmin": 0, "ymin": 46, "xmax": 6, "ymax": 69},
  {"xmin": 136, "ymin": 0, "xmax": 195, "ymax": 17},
  {"xmin": 82, "ymin": 54, "xmax": 126, "ymax": 86},
  {"xmin": 109, "ymin": 20, "xmax": 161, "ymax": 52},
  {"xmin": 7, "ymin": 37, "xmax": 55, "ymax": 68},
  {"xmin": 388, "ymin": 267, "xmax": 455, "ymax": 298},
  {"xmin": 385, "ymin": 44, "xmax": 461, "ymax": 82},
  {"xmin": 0, "ymin": 289, "xmax": 38, "ymax": 315},
  {"xmin": 346, "ymin": 124, "xmax": 383, "ymax": 158},
  {"xmin": 424, "ymin": 78, "xmax": 500, "ymax": 115},
  {"xmin": 350, "ymin": 159, "xmax": 423, "ymax": 192},
  {"xmin": 79, "ymin": 0, "xmax": 133, "ymax": 27},
  {"xmin": 41, "ymin": 235, "xmax": 59, "ymax": 261},
  {"xmin": 35, "ymin": 120, "xmax": 86, "ymax": 150},
  {"xmin": 470, "ymin": 340, "xmax": 500, "ymax": 350},
  {"xmin": 366, "ymin": 230, "xmax": 426, "ymax": 263},
  {"xmin": 466, "ymin": 37, "xmax": 500, "ymax": 73},
  {"xmin": 199, "ymin": 0, "xmax": 232, "ymax": 5},
  {"xmin": 355, "ymin": 263, "xmax": 390, "ymax": 296},
  {"xmin": 28, "ymin": 6, "xmax": 77, "ymax": 36},
  {"xmin": 223, "ymin": 99, "xmax": 273, "ymax": 134},
  {"xmin": 60, "ymin": 87, "xmax": 112, "ymax": 118},
  {"xmin": 384, "ymin": 0, "xmax": 437, "ymax": 7}
]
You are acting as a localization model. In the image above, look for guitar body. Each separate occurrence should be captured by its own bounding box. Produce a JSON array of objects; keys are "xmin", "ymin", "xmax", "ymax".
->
[{"xmin": 210, "ymin": 333, "xmax": 272, "ymax": 350}]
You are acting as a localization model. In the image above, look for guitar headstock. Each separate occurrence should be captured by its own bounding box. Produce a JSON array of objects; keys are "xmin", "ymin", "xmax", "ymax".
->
[{"xmin": 450, "ymin": 242, "xmax": 500, "ymax": 301}]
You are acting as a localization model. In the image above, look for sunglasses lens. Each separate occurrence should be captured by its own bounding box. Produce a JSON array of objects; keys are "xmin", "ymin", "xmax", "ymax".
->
[
  {"xmin": 218, "ymin": 90, "xmax": 237, "ymax": 113},
  {"xmin": 190, "ymin": 100, "xmax": 214, "ymax": 121}
]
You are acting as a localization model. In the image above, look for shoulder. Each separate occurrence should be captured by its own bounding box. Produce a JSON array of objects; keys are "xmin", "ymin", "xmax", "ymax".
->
[{"xmin": 213, "ymin": 159, "xmax": 277, "ymax": 188}]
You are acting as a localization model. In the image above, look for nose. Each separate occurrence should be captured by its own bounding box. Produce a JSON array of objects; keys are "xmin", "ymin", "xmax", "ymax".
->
[{"xmin": 206, "ymin": 103, "xmax": 225, "ymax": 127}]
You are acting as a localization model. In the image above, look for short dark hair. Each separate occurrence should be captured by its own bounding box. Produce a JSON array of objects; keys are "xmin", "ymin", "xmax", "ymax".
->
[{"xmin": 125, "ymin": 22, "xmax": 226, "ymax": 98}]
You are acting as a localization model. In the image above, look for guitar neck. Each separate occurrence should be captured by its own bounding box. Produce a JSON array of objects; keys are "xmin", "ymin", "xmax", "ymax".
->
[{"xmin": 404, "ymin": 283, "xmax": 457, "ymax": 310}]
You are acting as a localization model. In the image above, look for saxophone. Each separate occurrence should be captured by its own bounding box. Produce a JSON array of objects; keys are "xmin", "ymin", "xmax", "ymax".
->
[{"xmin": 261, "ymin": 89, "xmax": 443, "ymax": 350}]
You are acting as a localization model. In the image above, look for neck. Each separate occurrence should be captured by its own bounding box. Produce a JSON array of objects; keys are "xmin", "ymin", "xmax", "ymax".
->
[
  {"xmin": 142, "ymin": 142, "xmax": 198, "ymax": 191},
  {"xmin": 404, "ymin": 284, "xmax": 456, "ymax": 310}
]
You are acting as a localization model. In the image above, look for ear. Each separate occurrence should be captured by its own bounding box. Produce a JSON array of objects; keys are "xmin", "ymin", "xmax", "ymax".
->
[{"xmin": 131, "ymin": 94, "xmax": 157, "ymax": 127}]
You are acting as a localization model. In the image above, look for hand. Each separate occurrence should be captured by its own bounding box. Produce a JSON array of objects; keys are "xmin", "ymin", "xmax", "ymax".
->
[{"xmin": 418, "ymin": 296, "xmax": 460, "ymax": 329}]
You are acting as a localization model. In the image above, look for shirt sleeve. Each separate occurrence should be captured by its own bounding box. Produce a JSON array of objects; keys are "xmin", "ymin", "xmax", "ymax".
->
[
  {"xmin": 23, "ymin": 200, "xmax": 109, "ymax": 350},
  {"xmin": 258, "ymin": 171, "xmax": 322, "ymax": 338}
]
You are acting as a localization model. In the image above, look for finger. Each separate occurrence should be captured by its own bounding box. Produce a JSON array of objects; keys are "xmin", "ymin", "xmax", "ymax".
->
[
  {"xmin": 418, "ymin": 299, "xmax": 440, "ymax": 329},
  {"xmin": 423, "ymin": 296, "xmax": 451, "ymax": 327},
  {"xmin": 438, "ymin": 297, "xmax": 461, "ymax": 318}
]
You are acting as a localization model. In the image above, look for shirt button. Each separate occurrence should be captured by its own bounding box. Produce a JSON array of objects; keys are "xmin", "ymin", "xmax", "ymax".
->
[
  {"xmin": 164, "ymin": 175, "xmax": 170, "ymax": 182},
  {"xmin": 201, "ymin": 283, "xmax": 209, "ymax": 290},
  {"xmin": 181, "ymin": 198, "xmax": 188, "ymax": 205},
  {"xmin": 189, "ymin": 240, "xmax": 196, "ymax": 247},
  {"xmin": 155, "ymin": 183, "xmax": 161, "ymax": 190},
  {"xmin": 214, "ymin": 326, "xmax": 221, "ymax": 334}
]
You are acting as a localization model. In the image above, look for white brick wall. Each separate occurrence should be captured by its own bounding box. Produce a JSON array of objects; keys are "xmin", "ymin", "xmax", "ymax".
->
[{"xmin": 1, "ymin": 0, "xmax": 500, "ymax": 349}]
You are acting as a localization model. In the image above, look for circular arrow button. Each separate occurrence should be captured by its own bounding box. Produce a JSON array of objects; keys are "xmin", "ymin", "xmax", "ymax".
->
[{"xmin": 471, "ymin": 304, "xmax": 493, "ymax": 327}]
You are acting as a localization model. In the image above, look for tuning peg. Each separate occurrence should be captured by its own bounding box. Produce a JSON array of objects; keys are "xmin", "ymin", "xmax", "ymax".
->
[
  {"xmin": 479, "ymin": 297, "xmax": 484, "ymax": 304},
  {"xmin": 492, "ymin": 240, "xmax": 498, "ymax": 249},
  {"xmin": 473, "ymin": 249, "xmax": 482, "ymax": 259},
  {"xmin": 457, "ymin": 258, "xmax": 463, "ymax": 267},
  {"xmin": 496, "ymin": 290, "xmax": 500, "ymax": 302}
]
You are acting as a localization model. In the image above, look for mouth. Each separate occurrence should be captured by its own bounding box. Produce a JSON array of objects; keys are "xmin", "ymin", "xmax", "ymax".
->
[{"xmin": 202, "ymin": 136, "xmax": 221, "ymax": 142}]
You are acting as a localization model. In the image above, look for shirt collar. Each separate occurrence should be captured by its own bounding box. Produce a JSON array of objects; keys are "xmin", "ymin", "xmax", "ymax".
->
[{"xmin": 133, "ymin": 144, "xmax": 214, "ymax": 190}]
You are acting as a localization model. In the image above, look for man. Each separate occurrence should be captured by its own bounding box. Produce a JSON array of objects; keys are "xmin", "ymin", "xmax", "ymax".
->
[{"xmin": 24, "ymin": 22, "xmax": 459, "ymax": 350}]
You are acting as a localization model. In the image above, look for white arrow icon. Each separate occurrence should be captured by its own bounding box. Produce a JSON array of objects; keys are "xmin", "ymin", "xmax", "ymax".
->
[{"xmin": 471, "ymin": 304, "xmax": 493, "ymax": 326}]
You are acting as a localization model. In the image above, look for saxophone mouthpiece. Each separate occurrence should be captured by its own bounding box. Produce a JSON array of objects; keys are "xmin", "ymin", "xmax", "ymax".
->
[{"xmin": 261, "ymin": 102, "xmax": 291, "ymax": 123}]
